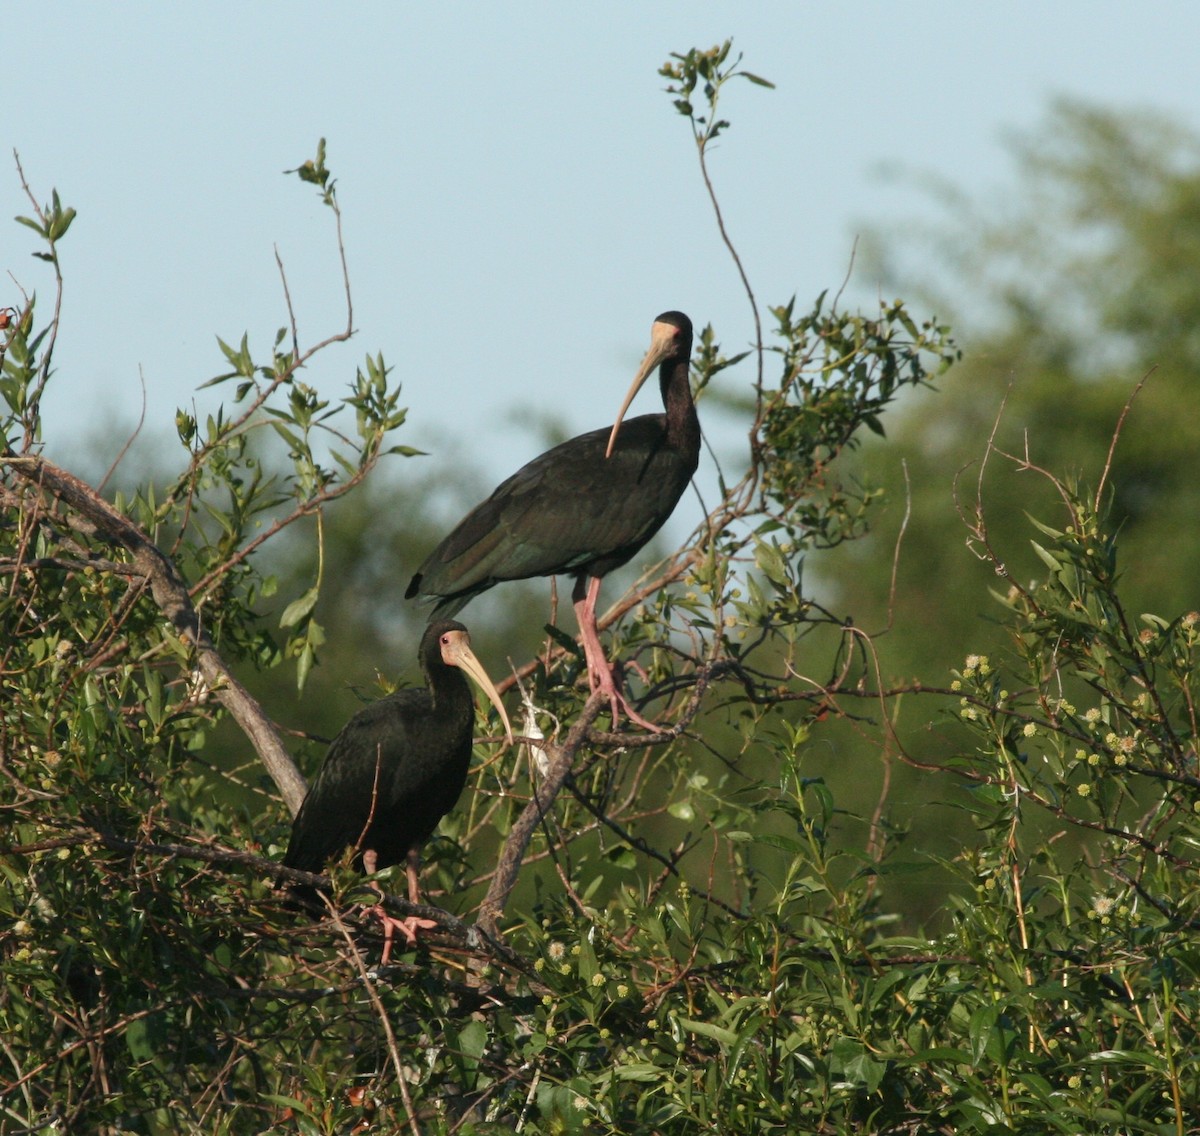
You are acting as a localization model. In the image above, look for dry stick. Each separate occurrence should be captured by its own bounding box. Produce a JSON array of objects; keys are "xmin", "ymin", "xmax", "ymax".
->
[
  {"xmin": 323, "ymin": 900, "xmax": 421, "ymax": 1136},
  {"xmin": 11, "ymin": 825, "xmax": 532, "ymax": 967},
  {"xmin": 692, "ymin": 108, "xmax": 763, "ymax": 395},
  {"xmin": 476, "ymin": 692, "xmax": 607, "ymax": 935},
  {"xmin": 3, "ymin": 453, "xmax": 308, "ymax": 814},
  {"xmin": 2, "ymin": 1002, "xmax": 166, "ymax": 1098},
  {"xmin": 1094, "ymin": 366, "xmax": 1153, "ymax": 516}
]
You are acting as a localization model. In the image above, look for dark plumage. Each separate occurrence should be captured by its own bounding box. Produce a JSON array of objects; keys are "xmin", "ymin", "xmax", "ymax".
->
[
  {"xmin": 406, "ymin": 311, "xmax": 697, "ymax": 727},
  {"xmin": 283, "ymin": 619, "xmax": 511, "ymax": 954}
]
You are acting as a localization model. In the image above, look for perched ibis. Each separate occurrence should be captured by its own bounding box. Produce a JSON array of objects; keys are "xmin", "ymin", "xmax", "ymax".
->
[
  {"xmin": 406, "ymin": 311, "xmax": 697, "ymax": 728},
  {"xmin": 283, "ymin": 619, "xmax": 512, "ymax": 958}
]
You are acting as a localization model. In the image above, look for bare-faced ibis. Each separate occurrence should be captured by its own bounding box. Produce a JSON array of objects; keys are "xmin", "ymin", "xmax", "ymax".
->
[
  {"xmin": 283, "ymin": 619, "xmax": 512, "ymax": 958},
  {"xmin": 406, "ymin": 311, "xmax": 697, "ymax": 728}
]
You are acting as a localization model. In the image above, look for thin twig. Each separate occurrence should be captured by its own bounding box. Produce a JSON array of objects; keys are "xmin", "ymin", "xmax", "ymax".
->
[
  {"xmin": 324, "ymin": 900, "xmax": 419, "ymax": 1136},
  {"xmin": 98, "ymin": 368, "xmax": 148, "ymax": 494},
  {"xmin": 1094, "ymin": 365, "xmax": 1153, "ymax": 515}
]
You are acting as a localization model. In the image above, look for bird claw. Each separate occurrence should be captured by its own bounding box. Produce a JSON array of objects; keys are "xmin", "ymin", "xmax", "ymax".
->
[
  {"xmin": 590, "ymin": 662, "xmax": 664, "ymax": 732},
  {"xmin": 375, "ymin": 907, "xmax": 439, "ymax": 964},
  {"xmin": 607, "ymin": 690, "xmax": 665, "ymax": 733}
]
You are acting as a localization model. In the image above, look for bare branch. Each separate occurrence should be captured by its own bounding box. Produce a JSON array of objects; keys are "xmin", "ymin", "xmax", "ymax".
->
[{"xmin": 477, "ymin": 692, "xmax": 607, "ymax": 934}]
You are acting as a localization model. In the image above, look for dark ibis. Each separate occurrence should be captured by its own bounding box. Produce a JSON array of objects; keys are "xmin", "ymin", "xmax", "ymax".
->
[
  {"xmin": 406, "ymin": 311, "xmax": 697, "ymax": 728},
  {"xmin": 283, "ymin": 619, "xmax": 512, "ymax": 958}
]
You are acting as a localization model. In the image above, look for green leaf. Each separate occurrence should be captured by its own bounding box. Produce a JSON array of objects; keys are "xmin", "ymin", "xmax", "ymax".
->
[
  {"xmin": 125, "ymin": 1014, "xmax": 164, "ymax": 1064},
  {"xmin": 270, "ymin": 419, "xmax": 304, "ymax": 451},
  {"xmin": 280, "ymin": 587, "xmax": 319, "ymax": 628},
  {"xmin": 678, "ymin": 1017, "xmax": 738, "ymax": 1047},
  {"xmin": 543, "ymin": 623, "xmax": 582, "ymax": 657},
  {"xmin": 754, "ymin": 539, "xmax": 788, "ymax": 586},
  {"xmin": 612, "ymin": 1062, "xmax": 663, "ymax": 1082},
  {"xmin": 1029, "ymin": 539, "xmax": 1061, "ymax": 572},
  {"xmin": 47, "ymin": 206, "xmax": 76, "ymax": 241},
  {"xmin": 967, "ymin": 1003, "xmax": 998, "ymax": 1065},
  {"xmin": 604, "ymin": 846, "xmax": 638, "ymax": 870},
  {"xmin": 294, "ymin": 644, "xmax": 314, "ymax": 692},
  {"xmin": 1082, "ymin": 1048, "xmax": 1168, "ymax": 1072},
  {"xmin": 456, "ymin": 1019, "xmax": 488, "ymax": 1079},
  {"xmin": 751, "ymin": 832, "xmax": 806, "ymax": 855},
  {"xmin": 896, "ymin": 1047, "xmax": 972, "ymax": 1064},
  {"xmin": 828, "ymin": 1036, "xmax": 886, "ymax": 1093},
  {"xmin": 1024, "ymin": 512, "xmax": 1064, "ymax": 539}
]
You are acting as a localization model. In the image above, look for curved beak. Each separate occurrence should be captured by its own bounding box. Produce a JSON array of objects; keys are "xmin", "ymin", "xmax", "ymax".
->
[
  {"xmin": 605, "ymin": 319, "xmax": 680, "ymax": 459},
  {"xmin": 442, "ymin": 631, "xmax": 514, "ymax": 745}
]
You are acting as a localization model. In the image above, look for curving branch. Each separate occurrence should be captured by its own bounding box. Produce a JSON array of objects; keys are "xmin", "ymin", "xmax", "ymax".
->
[
  {"xmin": 476, "ymin": 691, "xmax": 607, "ymax": 935},
  {"xmin": 3, "ymin": 452, "xmax": 308, "ymax": 814}
]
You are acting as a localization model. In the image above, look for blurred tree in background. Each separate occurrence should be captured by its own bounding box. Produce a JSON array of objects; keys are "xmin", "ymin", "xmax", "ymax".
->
[
  {"xmin": 841, "ymin": 98, "xmax": 1200, "ymax": 663},
  {"xmin": 810, "ymin": 102, "xmax": 1200, "ymax": 924},
  {"xmin": 3, "ymin": 53, "xmax": 1198, "ymax": 1136}
]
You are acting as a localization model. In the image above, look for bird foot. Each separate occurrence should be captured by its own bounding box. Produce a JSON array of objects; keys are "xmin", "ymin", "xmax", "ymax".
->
[
  {"xmin": 574, "ymin": 579, "xmax": 664, "ymax": 731},
  {"xmin": 374, "ymin": 906, "xmax": 439, "ymax": 964},
  {"xmin": 588, "ymin": 664, "xmax": 665, "ymax": 733},
  {"xmin": 608, "ymin": 689, "xmax": 666, "ymax": 733}
]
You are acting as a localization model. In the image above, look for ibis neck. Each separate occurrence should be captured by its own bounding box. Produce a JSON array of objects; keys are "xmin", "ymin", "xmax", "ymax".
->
[{"xmin": 660, "ymin": 360, "xmax": 699, "ymax": 455}]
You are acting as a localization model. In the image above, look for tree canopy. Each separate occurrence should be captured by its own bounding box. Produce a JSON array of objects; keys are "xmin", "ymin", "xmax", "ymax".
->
[{"xmin": 3, "ymin": 51, "xmax": 1198, "ymax": 1136}]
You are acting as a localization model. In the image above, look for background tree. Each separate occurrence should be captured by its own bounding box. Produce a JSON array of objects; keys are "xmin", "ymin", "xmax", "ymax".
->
[
  {"xmin": 2, "ymin": 53, "xmax": 1197, "ymax": 1136},
  {"xmin": 840, "ymin": 98, "xmax": 1200, "ymax": 667},
  {"xmin": 803, "ymin": 102, "xmax": 1200, "ymax": 922}
]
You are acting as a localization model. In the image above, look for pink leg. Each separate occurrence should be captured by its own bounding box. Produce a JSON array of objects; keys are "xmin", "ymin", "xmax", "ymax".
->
[
  {"xmin": 363, "ymin": 848, "xmax": 438, "ymax": 963},
  {"xmin": 572, "ymin": 576, "xmax": 662, "ymax": 732}
]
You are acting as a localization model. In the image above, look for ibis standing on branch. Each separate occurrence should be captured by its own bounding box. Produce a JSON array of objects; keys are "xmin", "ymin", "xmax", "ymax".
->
[
  {"xmin": 283, "ymin": 619, "xmax": 512, "ymax": 959},
  {"xmin": 406, "ymin": 311, "xmax": 698, "ymax": 728}
]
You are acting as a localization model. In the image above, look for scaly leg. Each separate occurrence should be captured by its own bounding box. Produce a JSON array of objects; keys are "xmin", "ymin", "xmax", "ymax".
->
[
  {"xmin": 363, "ymin": 848, "xmax": 437, "ymax": 963},
  {"xmin": 572, "ymin": 575, "xmax": 662, "ymax": 732}
]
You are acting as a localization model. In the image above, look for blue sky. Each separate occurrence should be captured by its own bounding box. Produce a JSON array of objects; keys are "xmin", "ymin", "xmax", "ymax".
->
[{"xmin": 8, "ymin": 3, "xmax": 1200, "ymax": 491}]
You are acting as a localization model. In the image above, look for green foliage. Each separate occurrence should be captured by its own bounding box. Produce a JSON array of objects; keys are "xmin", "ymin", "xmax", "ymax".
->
[
  {"xmin": 815, "ymin": 99, "xmax": 1200, "ymax": 929},
  {"xmin": 757, "ymin": 293, "xmax": 956, "ymax": 545},
  {"xmin": 2, "ymin": 52, "xmax": 1197, "ymax": 1136},
  {"xmin": 660, "ymin": 41, "xmax": 774, "ymax": 143}
]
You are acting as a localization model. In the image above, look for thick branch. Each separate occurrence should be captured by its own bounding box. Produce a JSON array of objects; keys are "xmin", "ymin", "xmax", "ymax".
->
[
  {"xmin": 3, "ymin": 453, "xmax": 308, "ymax": 814},
  {"xmin": 476, "ymin": 691, "xmax": 606, "ymax": 935}
]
